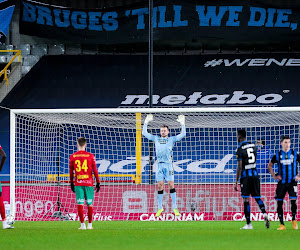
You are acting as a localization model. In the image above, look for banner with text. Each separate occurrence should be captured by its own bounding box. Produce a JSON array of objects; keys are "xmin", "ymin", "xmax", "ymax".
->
[{"xmin": 19, "ymin": 0, "xmax": 300, "ymax": 47}]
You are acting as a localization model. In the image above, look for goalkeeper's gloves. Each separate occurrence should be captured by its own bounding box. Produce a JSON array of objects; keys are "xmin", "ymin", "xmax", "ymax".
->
[
  {"xmin": 71, "ymin": 183, "xmax": 75, "ymax": 192},
  {"xmin": 95, "ymin": 182, "xmax": 100, "ymax": 193},
  {"xmin": 177, "ymin": 115, "xmax": 185, "ymax": 126},
  {"xmin": 144, "ymin": 114, "xmax": 153, "ymax": 124}
]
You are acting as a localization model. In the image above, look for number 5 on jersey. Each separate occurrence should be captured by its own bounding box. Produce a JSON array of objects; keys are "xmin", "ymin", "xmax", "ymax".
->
[
  {"xmin": 246, "ymin": 148, "xmax": 256, "ymax": 163},
  {"xmin": 75, "ymin": 159, "xmax": 88, "ymax": 172}
]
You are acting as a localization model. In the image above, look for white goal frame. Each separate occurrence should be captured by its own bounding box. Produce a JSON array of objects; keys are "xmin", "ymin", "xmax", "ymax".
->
[{"xmin": 9, "ymin": 106, "xmax": 300, "ymax": 219}]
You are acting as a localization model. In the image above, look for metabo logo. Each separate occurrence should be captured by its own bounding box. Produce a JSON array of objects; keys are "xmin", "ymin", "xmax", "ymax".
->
[{"xmin": 121, "ymin": 91, "xmax": 283, "ymax": 106}]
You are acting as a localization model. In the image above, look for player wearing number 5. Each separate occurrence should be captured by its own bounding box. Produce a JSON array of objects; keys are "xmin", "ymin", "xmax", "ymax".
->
[
  {"xmin": 142, "ymin": 114, "xmax": 186, "ymax": 217},
  {"xmin": 69, "ymin": 137, "xmax": 100, "ymax": 230},
  {"xmin": 267, "ymin": 136, "xmax": 300, "ymax": 230},
  {"xmin": 235, "ymin": 129, "xmax": 269, "ymax": 229}
]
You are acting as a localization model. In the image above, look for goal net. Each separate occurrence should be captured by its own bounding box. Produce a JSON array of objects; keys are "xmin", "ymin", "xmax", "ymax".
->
[{"xmin": 10, "ymin": 107, "xmax": 300, "ymax": 221}]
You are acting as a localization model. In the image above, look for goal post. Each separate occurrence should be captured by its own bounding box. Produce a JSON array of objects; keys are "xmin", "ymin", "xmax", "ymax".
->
[
  {"xmin": 9, "ymin": 107, "xmax": 300, "ymax": 221},
  {"xmin": 10, "ymin": 109, "xmax": 16, "ymax": 218}
]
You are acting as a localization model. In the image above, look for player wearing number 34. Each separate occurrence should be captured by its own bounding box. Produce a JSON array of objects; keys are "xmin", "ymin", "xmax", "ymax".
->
[
  {"xmin": 69, "ymin": 137, "xmax": 100, "ymax": 230},
  {"xmin": 142, "ymin": 114, "xmax": 186, "ymax": 217}
]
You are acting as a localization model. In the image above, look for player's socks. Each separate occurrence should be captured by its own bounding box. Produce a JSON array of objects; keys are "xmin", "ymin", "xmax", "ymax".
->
[
  {"xmin": 291, "ymin": 200, "xmax": 297, "ymax": 221},
  {"xmin": 158, "ymin": 190, "xmax": 164, "ymax": 209},
  {"xmin": 87, "ymin": 223, "xmax": 93, "ymax": 230},
  {"xmin": 255, "ymin": 198, "xmax": 266, "ymax": 214},
  {"xmin": 263, "ymin": 213, "xmax": 270, "ymax": 229},
  {"xmin": 277, "ymin": 200, "xmax": 284, "ymax": 225},
  {"xmin": 290, "ymin": 200, "xmax": 298, "ymax": 229},
  {"xmin": 0, "ymin": 200, "xmax": 11, "ymax": 229},
  {"xmin": 244, "ymin": 201, "xmax": 251, "ymax": 225},
  {"xmin": 0, "ymin": 197, "xmax": 6, "ymax": 221},
  {"xmin": 170, "ymin": 188, "xmax": 177, "ymax": 209},
  {"xmin": 255, "ymin": 198, "xmax": 270, "ymax": 228},
  {"xmin": 77, "ymin": 205, "xmax": 84, "ymax": 223},
  {"xmin": 88, "ymin": 206, "xmax": 93, "ymax": 223}
]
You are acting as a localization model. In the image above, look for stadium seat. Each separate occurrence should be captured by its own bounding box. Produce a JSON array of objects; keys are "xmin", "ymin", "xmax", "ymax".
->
[
  {"xmin": 0, "ymin": 44, "xmax": 14, "ymax": 55},
  {"xmin": 65, "ymin": 44, "xmax": 82, "ymax": 55},
  {"xmin": 31, "ymin": 44, "xmax": 48, "ymax": 57},
  {"xmin": 22, "ymin": 66, "xmax": 31, "ymax": 76},
  {"xmin": 15, "ymin": 44, "xmax": 31, "ymax": 57},
  {"xmin": 6, "ymin": 55, "xmax": 20, "ymax": 63},
  {"xmin": 0, "ymin": 56, "xmax": 6, "ymax": 63},
  {"xmin": 48, "ymin": 44, "xmax": 65, "ymax": 55},
  {"xmin": 23, "ymin": 55, "xmax": 39, "ymax": 67},
  {"xmin": 82, "ymin": 44, "xmax": 98, "ymax": 54}
]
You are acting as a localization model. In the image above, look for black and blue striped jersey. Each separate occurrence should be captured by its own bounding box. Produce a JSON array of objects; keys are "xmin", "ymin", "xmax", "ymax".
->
[
  {"xmin": 271, "ymin": 149, "xmax": 300, "ymax": 184},
  {"xmin": 236, "ymin": 141, "xmax": 258, "ymax": 178}
]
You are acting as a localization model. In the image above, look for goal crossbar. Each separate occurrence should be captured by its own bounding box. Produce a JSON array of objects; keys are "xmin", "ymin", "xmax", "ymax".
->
[{"xmin": 10, "ymin": 106, "xmax": 300, "ymax": 114}]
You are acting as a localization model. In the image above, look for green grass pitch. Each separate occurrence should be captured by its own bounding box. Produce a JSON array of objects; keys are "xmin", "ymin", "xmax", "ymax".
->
[{"xmin": 1, "ymin": 221, "xmax": 299, "ymax": 249}]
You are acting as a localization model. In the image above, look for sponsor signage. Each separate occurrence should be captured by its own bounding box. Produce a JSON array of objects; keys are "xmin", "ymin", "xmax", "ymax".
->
[
  {"xmin": 121, "ymin": 91, "xmax": 283, "ymax": 106},
  {"xmin": 2, "ymin": 184, "xmax": 299, "ymax": 221}
]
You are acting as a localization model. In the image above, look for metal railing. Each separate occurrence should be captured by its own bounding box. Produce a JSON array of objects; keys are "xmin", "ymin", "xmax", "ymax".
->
[{"xmin": 0, "ymin": 50, "xmax": 21, "ymax": 86}]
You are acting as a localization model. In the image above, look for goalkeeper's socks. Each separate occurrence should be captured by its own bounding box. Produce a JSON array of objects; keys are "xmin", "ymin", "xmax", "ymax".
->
[
  {"xmin": 0, "ymin": 197, "xmax": 5, "ymax": 221},
  {"xmin": 158, "ymin": 190, "xmax": 164, "ymax": 209},
  {"xmin": 255, "ymin": 198, "xmax": 266, "ymax": 214},
  {"xmin": 88, "ymin": 206, "xmax": 93, "ymax": 223},
  {"xmin": 244, "ymin": 201, "xmax": 251, "ymax": 224},
  {"xmin": 77, "ymin": 205, "xmax": 84, "ymax": 223},
  {"xmin": 277, "ymin": 200, "xmax": 284, "ymax": 225},
  {"xmin": 291, "ymin": 200, "xmax": 297, "ymax": 221},
  {"xmin": 170, "ymin": 189, "xmax": 177, "ymax": 209}
]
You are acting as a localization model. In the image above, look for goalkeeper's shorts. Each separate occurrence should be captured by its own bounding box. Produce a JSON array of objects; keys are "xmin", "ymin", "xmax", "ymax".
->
[
  {"xmin": 0, "ymin": 182, "xmax": 1, "ymax": 193},
  {"xmin": 156, "ymin": 163, "xmax": 174, "ymax": 182},
  {"xmin": 75, "ymin": 186, "xmax": 94, "ymax": 205}
]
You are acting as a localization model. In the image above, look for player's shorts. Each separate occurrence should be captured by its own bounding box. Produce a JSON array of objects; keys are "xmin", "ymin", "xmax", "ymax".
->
[
  {"xmin": 240, "ymin": 176, "xmax": 261, "ymax": 198},
  {"xmin": 156, "ymin": 162, "xmax": 174, "ymax": 182},
  {"xmin": 75, "ymin": 186, "xmax": 94, "ymax": 205},
  {"xmin": 0, "ymin": 182, "xmax": 2, "ymax": 193},
  {"xmin": 275, "ymin": 181, "xmax": 298, "ymax": 200}
]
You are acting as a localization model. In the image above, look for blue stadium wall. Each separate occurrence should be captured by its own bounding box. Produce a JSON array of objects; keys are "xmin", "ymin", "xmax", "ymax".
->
[{"xmin": 1, "ymin": 54, "xmax": 300, "ymax": 180}]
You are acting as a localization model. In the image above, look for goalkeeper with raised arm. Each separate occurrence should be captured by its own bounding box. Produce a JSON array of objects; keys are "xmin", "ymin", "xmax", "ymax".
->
[
  {"xmin": 142, "ymin": 114, "xmax": 186, "ymax": 217},
  {"xmin": 69, "ymin": 137, "xmax": 100, "ymax": 230}
]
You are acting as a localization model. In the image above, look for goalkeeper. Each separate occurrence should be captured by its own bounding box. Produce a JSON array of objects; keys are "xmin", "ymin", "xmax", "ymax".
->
[
  {"xmin": 142, "ymin": 114, "xmax": 186, "ymax": 217},
  {"xmin": 69, "ymin": 137, "xmax": 100, "ymax": 230}
]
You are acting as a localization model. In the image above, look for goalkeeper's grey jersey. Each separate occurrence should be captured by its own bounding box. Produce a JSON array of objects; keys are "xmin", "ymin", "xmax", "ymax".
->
[{"xmin": 142, "ymin": 124, "xmax": 186, "ymax": 164}]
